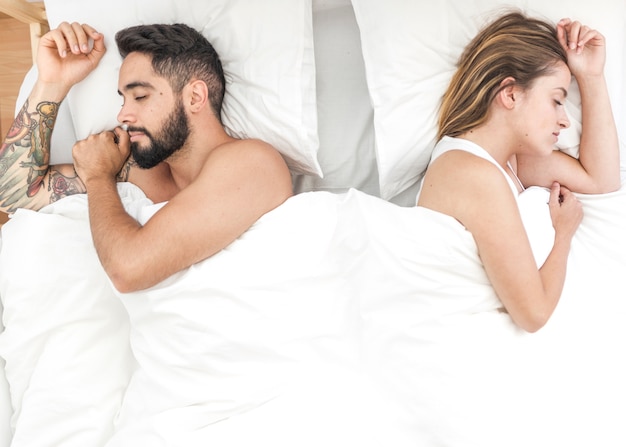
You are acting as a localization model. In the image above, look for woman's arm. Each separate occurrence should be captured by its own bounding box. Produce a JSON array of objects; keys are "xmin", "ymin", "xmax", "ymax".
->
[
  {"xmin": 474, "ymin": 180, "xmax": 582, "ymax": 332},
  {"xmin": 419, "ymin": 151, "xmax": 583, "ymax": 332},
  {"xmin": 561, "ymin": 19, "xmax": 620, "ymax": 192},
  {"xmin": 518, "ymin": 19, "xmax": 620, "ymax": 193}
]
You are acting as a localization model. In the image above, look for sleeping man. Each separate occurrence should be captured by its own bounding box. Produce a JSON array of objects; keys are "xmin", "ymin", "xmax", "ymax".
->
[{"xmin": 0, "ymin": 22, "xmax": 293, "ymax": 292}]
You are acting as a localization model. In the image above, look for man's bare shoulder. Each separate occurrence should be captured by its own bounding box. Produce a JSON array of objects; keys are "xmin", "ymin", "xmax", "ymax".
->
[
  {"xmin": 213, "ymin": 137, "xmax": 286, "ymax": 162},
  {"xmin": 189, "ymin": 137, "xmax": 293, "ymax": 203},
  {"xmin": 204, "ymin": 138, "xmax": 291, "ymax": 180}
]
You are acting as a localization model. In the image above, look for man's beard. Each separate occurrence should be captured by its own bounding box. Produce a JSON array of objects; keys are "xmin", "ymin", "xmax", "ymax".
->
[{"xmin": 129, "ymin": 100, "xmax": 190, "ymax": 169}]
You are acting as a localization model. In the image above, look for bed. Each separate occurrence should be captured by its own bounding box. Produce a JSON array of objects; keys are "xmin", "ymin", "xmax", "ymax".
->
[{"xmin": 1, "ymin": 0, "xmax": 625, "ymax": 445}]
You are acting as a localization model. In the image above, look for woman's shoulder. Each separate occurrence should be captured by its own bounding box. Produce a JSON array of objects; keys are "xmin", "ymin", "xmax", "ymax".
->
[
  {"xmin": 427, "ymin": 136, "xmax": 514, "ymax": 194},
  {"xmin": 418, "ymin": 145, "xmax": 516, "ymax": 224},
  {"xmin": 431, "ymin": 136, "xmax": 493, "ymax": 163},
  {"xmin": 429, "ymin": 148, "xmax": 507, "ymax": 190}
]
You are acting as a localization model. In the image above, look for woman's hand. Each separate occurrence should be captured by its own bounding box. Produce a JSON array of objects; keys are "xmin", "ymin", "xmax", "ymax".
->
[
  {"xmin": 548, "ymin": 181, "xmax": 583, "ymax": 242},
  {"xmin": 556, "ymin": 18, "xmax": 606, "ymax": 78},
  {"xmin": 37, "ymin": 22, "xmax": 106, "ymax": 94}
]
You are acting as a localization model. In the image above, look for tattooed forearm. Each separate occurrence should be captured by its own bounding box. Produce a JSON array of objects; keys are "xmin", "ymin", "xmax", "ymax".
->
[
  {"xmin": 0, "ymin": 102, "xmax": 35, "ymax": 158},
  {"xmin": 22, "ymin": 101, "xmax": 58, "ymax": 196},
  {"xmin": 116, "ymin": 157, "xmax": 138, "ymax": 182},
  {"xmin": 48, "ymin": 168, "xmax": 86, "ymax": 202},
  {"xmin": 0, "ymin": 99, "xmax": 62, "ymax": 212},
  {"xmin": 0, "ymin": 166, "xmax": 85, "ymax": 213},
  {"xmin": 31, "ymin": 102, "xmax": 57, "ymax": 164}
]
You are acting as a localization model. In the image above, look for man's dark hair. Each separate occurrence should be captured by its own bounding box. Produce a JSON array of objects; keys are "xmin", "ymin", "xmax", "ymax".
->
[{"xmin": 116, "ymin": 23, "xmax": 226, "ymax": 121}]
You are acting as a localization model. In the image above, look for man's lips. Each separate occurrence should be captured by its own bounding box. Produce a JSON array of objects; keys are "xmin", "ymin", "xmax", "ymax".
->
[{"xmin": 128, "ymin": 131, "xmax": 145, "ymax": 142}]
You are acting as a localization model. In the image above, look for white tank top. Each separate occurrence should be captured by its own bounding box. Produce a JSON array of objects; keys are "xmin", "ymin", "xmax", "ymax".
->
[
  {"xmin": 416, "ymin": 136, "xmax": 554, "ymax": 267},
  {"xmin": 416, "ymin": 136, "xmax": 524, "ymax": 203}
]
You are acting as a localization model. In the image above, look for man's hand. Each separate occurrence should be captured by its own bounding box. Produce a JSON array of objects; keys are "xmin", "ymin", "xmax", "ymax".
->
[
  {"xmin": 73, "ymin": 127, "xmax": 131, "ymax": 188},
  {"xmin": 37, "ymin": 22, "xmax": 106, "ymax": 96}
]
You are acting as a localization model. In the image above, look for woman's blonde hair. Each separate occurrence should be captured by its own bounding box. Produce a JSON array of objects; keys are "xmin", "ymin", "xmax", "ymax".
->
[{"xmin": 437, "ymin": 11, "xmax": 568, "ymax": 140}]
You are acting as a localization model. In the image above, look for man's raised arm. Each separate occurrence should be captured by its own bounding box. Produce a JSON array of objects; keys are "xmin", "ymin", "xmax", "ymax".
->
[{"xmin": 0, "ymin": 22, "xmax": 106, "ymax": 213}]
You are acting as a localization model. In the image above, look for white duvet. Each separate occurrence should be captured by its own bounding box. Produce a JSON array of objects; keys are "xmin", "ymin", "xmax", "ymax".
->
[{"xmin": 1, "ymin": 183, "xmax": 625, "ymax": 446}]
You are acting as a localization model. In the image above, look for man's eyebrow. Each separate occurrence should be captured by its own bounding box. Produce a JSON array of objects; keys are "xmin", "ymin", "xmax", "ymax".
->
[{"xmin": 117, "ymin": 82, "xmax": 155, "ymax": 96}]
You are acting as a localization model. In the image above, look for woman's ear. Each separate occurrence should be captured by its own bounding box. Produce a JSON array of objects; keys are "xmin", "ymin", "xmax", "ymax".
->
[
  {"xmin": 186, "ymin": 79, "xmax": 209, "ymax": 112},
  {"xmin": 497, "ymin": 76, "xmax": 518, "ymax": 109}
]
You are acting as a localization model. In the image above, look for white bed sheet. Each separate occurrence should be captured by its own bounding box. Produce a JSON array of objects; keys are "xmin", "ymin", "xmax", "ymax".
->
[
  {"xmin": 0, "ymin": 315, "xmax": 10, "ymax": 447},
  {"xmin": 2, "ymin": 182, "xmax": 625, "ymax": 446},
  {"xmin": 352, "ymin": 186, "xmax": 626, "ymax": 446},
  {"xmin": 2, "ymin": 0, "xmax": 625, "ymax": 444},
  {"xmin": 0, "ymin": 190, "xmax": 143, "ymax": 447}
]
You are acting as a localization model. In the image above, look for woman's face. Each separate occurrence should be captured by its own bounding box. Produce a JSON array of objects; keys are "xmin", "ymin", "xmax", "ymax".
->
[{"xmin": 514, "ymin": 62, "xmax": 571, "ymax": 156}]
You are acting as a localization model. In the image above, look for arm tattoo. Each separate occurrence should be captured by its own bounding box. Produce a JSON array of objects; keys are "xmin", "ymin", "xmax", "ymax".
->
[
  {"xmin": 25, "ymin": 102, "xmax": 57, "ymax": 196},
  {"xmin": 116, "ymin": 157, "xmax": 138, "ymax": 182},
  {"xmin": 0, "ymin": 99, "xmax": 83, "ymax": 212},
  {"xmin": 47, "ymin": 168, "xmax": 86, "ymax": 203}
]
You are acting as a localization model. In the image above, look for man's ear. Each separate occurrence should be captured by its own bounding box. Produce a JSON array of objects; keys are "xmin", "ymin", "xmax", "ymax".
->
[
  {"xmin": 497, "ymin": 76, "xmax": 518, "ymax": 109},
  {"xmin": 186, "ymin": 79, "xmax": 209, "ymax": 112}
]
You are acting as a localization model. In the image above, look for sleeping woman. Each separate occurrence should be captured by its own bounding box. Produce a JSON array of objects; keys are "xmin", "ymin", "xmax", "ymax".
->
[{"xmin": 416, "ymin": 12, "xmax": 620, "ymax": 332}]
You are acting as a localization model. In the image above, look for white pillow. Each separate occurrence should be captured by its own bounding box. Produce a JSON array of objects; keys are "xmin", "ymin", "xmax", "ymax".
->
[
  {"xmin": 350, "ymin": 0, "xmax": 456, "ymax": 199},
  {"xmin": 293, "ymin": 0, "xmax": 380, "ymax": 197},
  {"xmin": 0, "ymin": 190, "xmax": 140, "ymax": 446},
  {"xmin": 43, "ymin": 0, "xmax": 321, "ymax": 177},
  {"xmin": 351, "ymin": 0, "xmax": 626, "ymax": 199}
]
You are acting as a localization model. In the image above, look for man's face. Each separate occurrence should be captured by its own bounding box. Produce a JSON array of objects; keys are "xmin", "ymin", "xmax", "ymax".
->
[
  {"xmin": 128, "ymin": 98, "xmax": 190, "ymax": 169},
  {"xmin": 117, "ymin": 52, "xmax": 190, "ymax": 168}
]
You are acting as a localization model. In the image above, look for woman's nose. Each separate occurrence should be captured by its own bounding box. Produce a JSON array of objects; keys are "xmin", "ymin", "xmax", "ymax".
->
[{"xmin": 559, "ymin": 109, "xmax": 570, "ymax": 129}]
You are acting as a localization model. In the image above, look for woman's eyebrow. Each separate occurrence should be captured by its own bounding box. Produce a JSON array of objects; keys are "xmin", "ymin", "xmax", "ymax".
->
[{"xmin": 555, "ymin": 87, "xmax": 568, "ymax": 98}]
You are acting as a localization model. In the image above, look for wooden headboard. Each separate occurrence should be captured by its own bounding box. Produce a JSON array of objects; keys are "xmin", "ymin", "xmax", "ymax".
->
[{"xmin": 0, "ymin": 0, "xmax": 48, "ymax": 63}]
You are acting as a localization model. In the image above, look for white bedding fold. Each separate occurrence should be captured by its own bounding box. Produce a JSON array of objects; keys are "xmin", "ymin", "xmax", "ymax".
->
[
  {"xmin": 355, "ymin": 185, "xmax": 626, "ymax": 446},
  {"xmin": 106, "ymin": 189, "xmax": 369, "ymax": 446},
  {"xmin": 0, "ymin": 190, "xmax": 139, "ymax": 447},
  {"xmin": 0, "ymin": 183, "xmax": 625, "ymax": 446}
]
